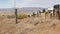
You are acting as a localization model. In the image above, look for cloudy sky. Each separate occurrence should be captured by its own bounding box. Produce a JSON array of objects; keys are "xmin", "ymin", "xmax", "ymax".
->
[{"xmin": 0, "ymin": 0, "xmax": 60, "ymax": 8}]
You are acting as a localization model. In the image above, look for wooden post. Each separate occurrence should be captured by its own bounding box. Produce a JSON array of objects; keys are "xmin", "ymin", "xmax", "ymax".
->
[
  {"xmin": 14, "ymin": 0, "xmax": 18, "ymax": 24},
  {"xmin": 58, "ymin": 5, "xmax": 60, "ymax": 19},
  {"xmin": 15, "ymin": 8, "xmax": 18, "ymax": 24}
]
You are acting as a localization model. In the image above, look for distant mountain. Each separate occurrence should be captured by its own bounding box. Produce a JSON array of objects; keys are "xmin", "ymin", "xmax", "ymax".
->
[
  {"xmin": 17, "ymin": 7, "xmax": 47, "ymax": 14},
  {"xmin": 0, "ymin": 8, "xmax": 14, "ymax": 12},
  {"xmin": 0, "ymin": 7, "xmax": 47, "ymax": 14}
]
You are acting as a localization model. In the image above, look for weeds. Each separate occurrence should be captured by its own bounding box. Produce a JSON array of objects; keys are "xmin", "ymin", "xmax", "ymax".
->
[{"xmin": 17, "ymin": 14, "xmax": 28, "ymax": 19}]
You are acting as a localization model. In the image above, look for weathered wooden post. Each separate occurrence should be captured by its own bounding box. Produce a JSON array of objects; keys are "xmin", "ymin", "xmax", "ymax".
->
[
  {"xmin": 15, "ymin": 8, "xmax": 18, "ymax": 24},
  {"xmin": 53, "ymin": 4, "xmax": 60, "ymax": 19},
  {"xmin": 53, "ymin": 9, "xmax": 55, "ymax": 19},
  {"xmin": 39, "ymin": 10, "xmax": 41, "ymax": 17},
  {"xmin": 14, "ymin": 0, "xmax": 18, "ymax": 24},
  {"xmin": 59, "ymin": 5, "xmax": 60, "ymax": 19}
]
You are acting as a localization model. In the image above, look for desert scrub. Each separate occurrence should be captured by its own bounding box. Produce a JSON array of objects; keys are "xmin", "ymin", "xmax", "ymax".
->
[
  {"xmin": 7, "ymin": 15, "xmax": 15, "ymax": 19},
  {"xmin": 17, "ymin": 13, "xmax": 28, "ymax": 19}
]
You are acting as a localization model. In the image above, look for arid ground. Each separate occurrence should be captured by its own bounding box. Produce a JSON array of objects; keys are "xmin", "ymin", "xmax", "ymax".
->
[{"xmin": 0, "ymin": 12, "xmax": 60, "ymax": 34}]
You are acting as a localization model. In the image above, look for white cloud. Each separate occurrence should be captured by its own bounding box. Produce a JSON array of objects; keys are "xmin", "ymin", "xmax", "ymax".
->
[
  {"xmin": 16, "ymin": 0, "xmax": 60, "ymax": 8},
  {"xmin": 0, "ymin": 0, "xmax": 60, "ymax": 8}
]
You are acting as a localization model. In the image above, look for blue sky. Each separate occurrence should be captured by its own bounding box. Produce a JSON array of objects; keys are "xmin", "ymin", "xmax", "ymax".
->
[{"xmin": 0, "ymin": 0, "xmax": 60, "ymax": 8}]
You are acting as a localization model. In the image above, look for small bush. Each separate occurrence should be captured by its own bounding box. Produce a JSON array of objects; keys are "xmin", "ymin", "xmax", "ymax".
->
[{"xmin": 17, "ymin": 13, "xmax": 28, "ymax": 19}]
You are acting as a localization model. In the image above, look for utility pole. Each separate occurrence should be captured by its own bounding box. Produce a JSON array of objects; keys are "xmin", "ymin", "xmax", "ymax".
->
[{"xmin": 14, "ymin": 0, "xmax": 18, "ymax": 24}]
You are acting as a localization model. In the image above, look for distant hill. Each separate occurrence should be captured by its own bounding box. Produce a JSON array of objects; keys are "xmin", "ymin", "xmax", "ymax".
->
[
  {"xmin": 0, "ymin": 8, "xmax": 14, "ymax": 12},
  {"xmin": 0, "ymin": 7, "xmax": 47, "ymax": 14},
  {"xmin": 17, "ymin": 7, "xmax": 47, "ymax": 14}
]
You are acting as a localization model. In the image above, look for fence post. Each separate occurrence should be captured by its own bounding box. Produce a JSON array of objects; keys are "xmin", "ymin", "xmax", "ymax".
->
[{"xmin": 15, "ymin": 8, "xmax": 18, "ymax": 24}]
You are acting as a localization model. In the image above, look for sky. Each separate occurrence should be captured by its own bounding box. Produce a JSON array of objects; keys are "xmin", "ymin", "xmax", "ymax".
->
[{"xmin": 0, "ymin": 0, "xmax": 60, "ymax": 8}]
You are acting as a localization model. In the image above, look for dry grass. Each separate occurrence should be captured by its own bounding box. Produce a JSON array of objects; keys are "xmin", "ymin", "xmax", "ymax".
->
[{"xmin": 0, "ymin": 13, "xmax": 60, "ymax": 34}]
